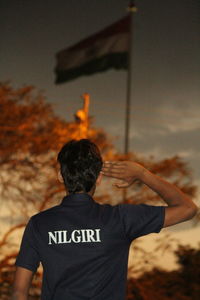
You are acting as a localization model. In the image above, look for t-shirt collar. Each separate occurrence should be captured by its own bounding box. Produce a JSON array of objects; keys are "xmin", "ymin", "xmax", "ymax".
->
[{"xmin": 60, "ymin": 193, "xmax": 95, "ymax": 207}]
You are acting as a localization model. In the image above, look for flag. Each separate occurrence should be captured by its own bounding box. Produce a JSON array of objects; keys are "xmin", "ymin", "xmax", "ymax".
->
[{"xmin": 55, "ymin": 15, "xmax": 130, "ymax": 84}]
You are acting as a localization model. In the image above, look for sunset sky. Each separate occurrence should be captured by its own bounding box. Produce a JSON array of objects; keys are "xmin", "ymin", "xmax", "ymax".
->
[{"xmin": 1, "ymin": 0, "xmax": 199, "ymax": 176}]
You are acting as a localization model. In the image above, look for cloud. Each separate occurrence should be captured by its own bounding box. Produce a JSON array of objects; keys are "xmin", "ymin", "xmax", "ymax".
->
[
  {"xmin": 176, "ymin": 150, "xmax": 200, "ymax": 159},
  {"xmin": 129, "ymin": 104, "xmax": 200, "ymax": 135},
  {"xmin": 157, "ymin": 105, "xmax": 200, "ymax": 133}
]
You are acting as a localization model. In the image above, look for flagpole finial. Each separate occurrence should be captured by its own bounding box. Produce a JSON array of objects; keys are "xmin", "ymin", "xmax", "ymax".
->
[{"xmin": 127, "ymin": 0, "xmax": 137, "ymax": 13}]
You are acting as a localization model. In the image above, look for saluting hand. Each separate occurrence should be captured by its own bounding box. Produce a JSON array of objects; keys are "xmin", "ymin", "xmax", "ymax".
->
[{"xmin": 102, "ymin": 161, "xmax": 145, "ymax": 188}]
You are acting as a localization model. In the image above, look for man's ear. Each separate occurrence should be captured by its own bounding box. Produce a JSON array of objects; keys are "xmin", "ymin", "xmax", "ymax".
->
[
  {"xmin": 96, "ymin": 172, "xmax": 103, "ymax": 185},
  {"xmin": 58, "ymin": 171, "xmax": 64, "ymax": 183}
]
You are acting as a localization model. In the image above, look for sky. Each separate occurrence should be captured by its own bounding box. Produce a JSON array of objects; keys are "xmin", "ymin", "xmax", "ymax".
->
[{"xmin": 0, "ymin": 0, "xmax": 200, "ymax": 180}]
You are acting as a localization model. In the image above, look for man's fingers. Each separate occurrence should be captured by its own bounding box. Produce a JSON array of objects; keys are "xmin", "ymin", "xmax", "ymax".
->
[
  {"xmin": 102, "ymin": 161, "xmax": 128, "ymax": 179},
  {"xmin": 102, "ymin": 170, "xmax": 123, "ymax": 179},
  {"xmin": 102, "ymin": 161, "xmax": 130, "ymax": 187},
  {"xmin": 102, "ymin": 168, "xmax": 122, "ymax": 174},
  {"xmin": 103, "ymin": 161, "xmax": 126, "ymax": 168},
  {"xmin": 102, "ymin": 162, "xmax": 125, "ymax": 173},
  {"xmin": 102, "ymin": 166, "xmax": 124, "ymax": 172}
]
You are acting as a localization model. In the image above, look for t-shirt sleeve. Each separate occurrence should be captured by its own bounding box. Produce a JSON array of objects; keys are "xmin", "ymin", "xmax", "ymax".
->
[
  {"xmin": 15, "ymin": 217, "xmax": 40, "ymax": 272},
  {"xmin": 118, "ymin": 204, "xmax": 165, "ymax": 242}
]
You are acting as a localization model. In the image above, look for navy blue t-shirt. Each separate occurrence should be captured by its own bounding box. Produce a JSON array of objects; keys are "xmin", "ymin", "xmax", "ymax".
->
[{"xmin": 15, "ymin": 193, "xmax": 165, "ymax": 300}]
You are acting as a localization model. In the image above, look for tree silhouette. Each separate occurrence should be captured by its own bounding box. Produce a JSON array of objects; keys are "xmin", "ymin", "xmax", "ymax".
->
[{"xmin": 126, "ymin": 244, "xmax": 200, "ymax": 300}]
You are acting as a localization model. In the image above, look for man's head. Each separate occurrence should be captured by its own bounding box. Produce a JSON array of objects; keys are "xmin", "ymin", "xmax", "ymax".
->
[{"xmin": 57, "ymin": 139, "xmax": 103, "ymax": 194}]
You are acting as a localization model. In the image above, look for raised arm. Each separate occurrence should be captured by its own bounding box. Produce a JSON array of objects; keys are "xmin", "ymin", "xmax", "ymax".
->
[
  {"xmin": 102, "ymin": 161, "xmax": 198, "ymax": 227},
  {"xmin": 11, "ymin": 267, "xmax": 34, "ymax": 300}
]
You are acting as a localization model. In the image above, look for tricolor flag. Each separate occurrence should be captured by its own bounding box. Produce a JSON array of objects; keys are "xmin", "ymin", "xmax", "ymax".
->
[{"xmin": 55, "ymin": 15, "xmax": 130, "ymax": 84}]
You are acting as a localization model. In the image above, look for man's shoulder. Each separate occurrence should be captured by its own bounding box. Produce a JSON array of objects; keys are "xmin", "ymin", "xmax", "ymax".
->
[
  {"xmin": 96, "ymin": 202, "xmax": 124, "ymax": 220},
  {"xmin": 31, "ymin": 204, "xmax": 61, "ymax": 221}
]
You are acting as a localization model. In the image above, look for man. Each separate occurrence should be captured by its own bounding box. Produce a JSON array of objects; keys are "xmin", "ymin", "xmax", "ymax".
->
[{"xmin": 12, "ymin": 139, "xmax": 197, "ymax": 300}]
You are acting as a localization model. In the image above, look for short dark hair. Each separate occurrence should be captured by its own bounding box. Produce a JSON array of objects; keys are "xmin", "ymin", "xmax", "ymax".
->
[{"xmin": 57, "ymin": 139, "xmax": 103, "ymax": 193}]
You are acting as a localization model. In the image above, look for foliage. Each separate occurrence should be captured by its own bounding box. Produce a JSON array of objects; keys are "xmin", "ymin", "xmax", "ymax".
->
[{"xmin": 126, "ymin": 244, "xmax": 200, "ymax": 300}]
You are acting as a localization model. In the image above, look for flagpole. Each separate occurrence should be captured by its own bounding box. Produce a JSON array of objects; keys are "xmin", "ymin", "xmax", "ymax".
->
[
  {"xmin": 123, "ymin": 1, "xmax": 137, "ymax": 203},
  {"xmin": 124, "ymin": 1, "xmax": 137, "ymax": 154}
]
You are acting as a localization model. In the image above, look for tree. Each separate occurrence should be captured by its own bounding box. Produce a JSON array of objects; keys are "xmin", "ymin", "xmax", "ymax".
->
[
  {"xmin": 0, "ymin": 82, "xmax": 198, "ymax": 299},
  {"xmin": 126, "ymin": 244, "xmax": 200, "ymax": 300}
]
